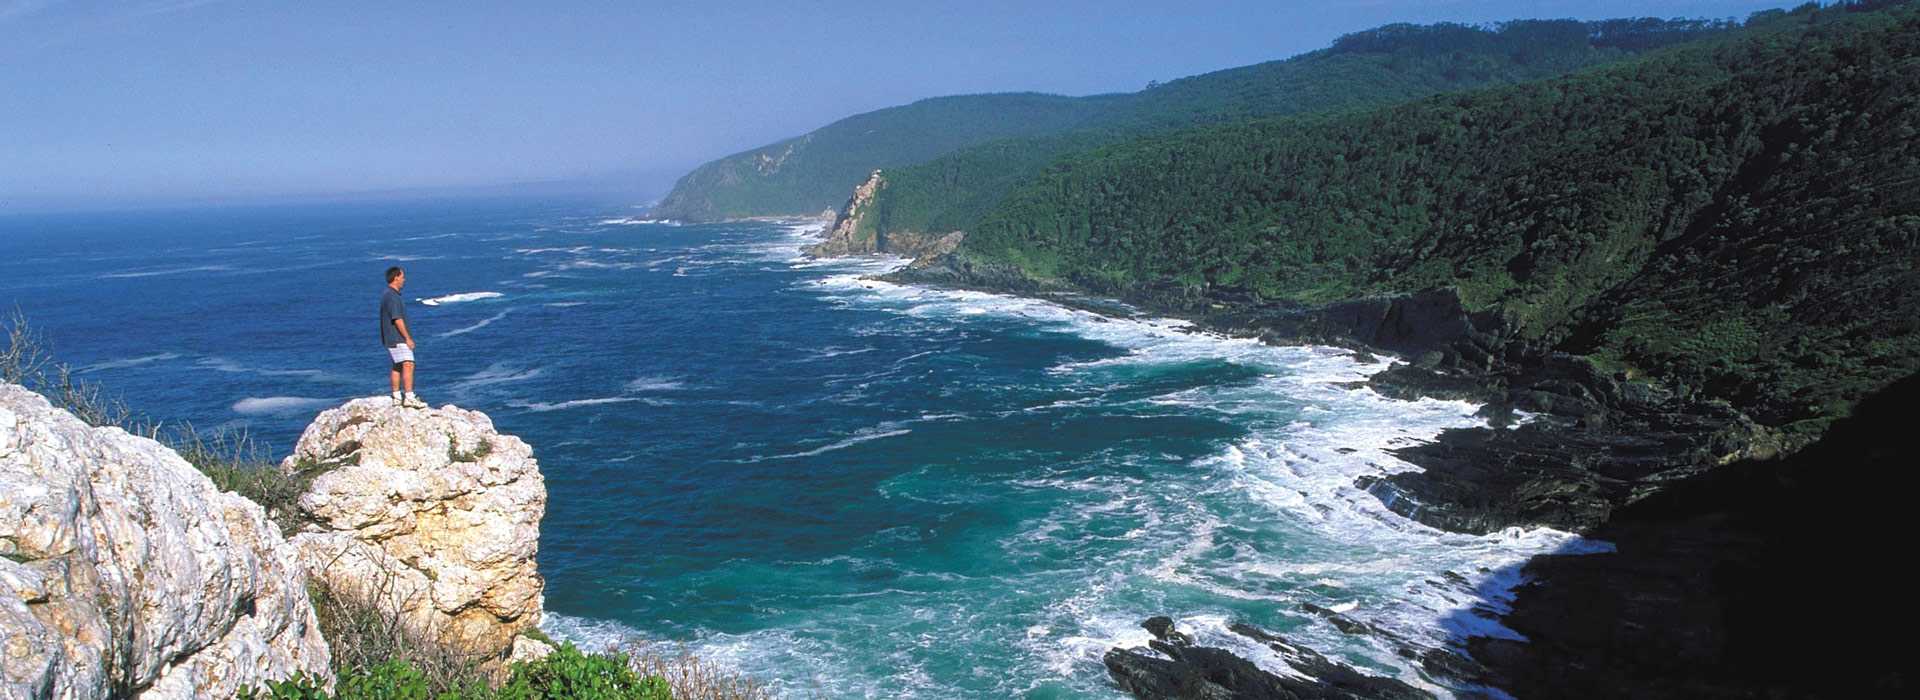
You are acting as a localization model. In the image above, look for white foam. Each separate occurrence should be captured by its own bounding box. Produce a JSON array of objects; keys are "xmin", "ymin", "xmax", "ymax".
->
[
  {"xmin": 744, "ymin": 423, "xmax": 912, "ymax": 462},
  {"xmin": 597, "ymin": 217, "xmax": 677, "ymax": 226},
  {"xmin": 542, "ymin": 612, "xmax": 650, "ymax": 652},
  {"xmin": 76, "ymin": 352, "xmax": 181, "ymax": 373},
  {"xmin": 625, "ymin": 375, "xmax": 687, "ymax": 392},
  {"xmin": 452, "ymin": 363, "xmax": 544, "ymax": 389},
  {"xmin": 231, "ymin": 396, "xmax": 333, "ymax": 415},
  {"xmin": 437, "ymin": 309, "xmax": 511, "ymax": 338},
  {"xmin": 805, "ymin": 346, "xmax": 875, "ymax": 360},
  {"xmin": 99, "ymin": 264, "xmax": 232, "ymax": 279},
  {"xmin": 418, "ymin": 291, "xmax": 504, "ymax": 306},
  {"xmin": 557, "ymin": 259, "xmax": 646, "ymax": 271},
  {"xmin": 196, "ymin": 357, "xmax": 339, "ymax": 382},
  {"xmin": 508, "ymin": 397, "xmax": 642, "ymax": 412}
]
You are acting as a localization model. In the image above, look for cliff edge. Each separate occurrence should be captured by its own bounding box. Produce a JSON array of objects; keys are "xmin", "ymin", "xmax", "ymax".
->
[
  {"xmin": 803, "ymin": 170, "xmax": 964, "ymax": 260},
  {"xmin": 0, "ymin": 383, "xmax": 330, "ymax": 699},
  {"xmin": 287, "ymin": 398, "xmax": 548, "ymax": 676}
]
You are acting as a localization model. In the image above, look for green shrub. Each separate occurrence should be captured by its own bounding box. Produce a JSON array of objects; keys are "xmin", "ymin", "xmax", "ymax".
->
[
  {"xmin": 237, "ymin": 646, "xmax": 673, "ymax": 700},
  {"xmin": 498, "ymin": 643, "xmax": 670, "ymax": 700},
  {"xmin": 236, "ymin": 671, "xmax": 330, "ymax": 700},
  {"xmin": 239, "ymin": 660, "xmax": 468, "ymax": 700},
  {"xmin": 337, "ymin": 660, "xmax": 460, "ymax": 700}
]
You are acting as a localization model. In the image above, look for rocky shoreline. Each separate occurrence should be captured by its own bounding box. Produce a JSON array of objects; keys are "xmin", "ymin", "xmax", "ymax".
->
[
  {"xmin": 1470, "ymin": 373, "xmax": 1916, "ymax": 697},
  {"xmin": 868, "ymin": 249, "xmax": 1875, "ymax": 698},
  {"xmin": 887, "ymin": 254, "xmax": 1797, "ymax": 536},
  {"xmin": 1104, "ymin": 617, "xmax": 1433, "ymax": 700}
]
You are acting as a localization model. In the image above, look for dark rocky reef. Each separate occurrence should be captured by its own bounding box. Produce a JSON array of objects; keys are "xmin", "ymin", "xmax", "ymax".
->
[
  {"xmin": 1466, "ymin": 372, "xmax": 1920, "ymax": 698},
  {"xmin": 1103, "ymin": 616, "xmax": 1432, "ymax": 700},
  {"xmin": 1357, "ymin": 354, "xmax": 1787, "ymax": 535}
]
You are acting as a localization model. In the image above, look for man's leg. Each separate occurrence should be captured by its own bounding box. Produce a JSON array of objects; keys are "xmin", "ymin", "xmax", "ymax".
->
[
  {"xmin": 390, "ymin": 364, "xmax": 401, "ymax": 392},
  {"xmin": 400, "ymin": 361, "xmax": 425, "ymax": 408}
]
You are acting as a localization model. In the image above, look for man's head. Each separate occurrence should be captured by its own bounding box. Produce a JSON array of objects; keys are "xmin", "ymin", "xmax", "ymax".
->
[{"xmin": 386, "ymin": 266, "xmax": 406, "ymax": 289}]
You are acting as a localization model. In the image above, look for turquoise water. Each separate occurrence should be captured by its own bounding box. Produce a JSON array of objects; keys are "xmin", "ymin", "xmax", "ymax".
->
[{"xmin": 0, "ymin": 201, "xmax": 1587, "ymax": 698}]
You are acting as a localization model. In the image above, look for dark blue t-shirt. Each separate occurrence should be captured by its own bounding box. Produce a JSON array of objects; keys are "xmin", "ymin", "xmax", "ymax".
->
[{"xmin": 380, "ymin": 287, "xmax": 408, "ymax": 347}]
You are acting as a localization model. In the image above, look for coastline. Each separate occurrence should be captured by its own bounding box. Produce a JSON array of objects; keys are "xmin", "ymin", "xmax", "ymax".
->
[
  {"xmin": 785, "ymin": 226, "xmax": 1606, "ymax": 697},
  {"xmin": 797, "ymin": 233, "xmax": 1819, "ymax": 696},
  {"xmin": 879, "ymin": 251, "xmax": 1795, "ymax": 536},
  {"xmin": 517, "ymin": 216, "xmax": 1565, "ymax": 696}
]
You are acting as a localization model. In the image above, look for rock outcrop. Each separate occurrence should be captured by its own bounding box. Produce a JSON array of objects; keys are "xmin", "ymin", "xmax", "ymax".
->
[
  {"xmin": 804, "ymin": 170, "xmax": 965, "ymax": 260},
  {"xmin": 1104, "ymin": 617, "xmax": 1431, "ymax": 700},
  {"xmin": 1355, "ymin": 353, "xmax": 1787, "ymax": 535},
  {"xmin": 1467, "ymin": 372, "xmax": 1920, "ymax": 698},
  {"xmin": 0, "ymin": 383, "xmax": 330, "ymax": 699},
  {"xmin": 287, "ymin": 398, "xmax": 546, "ymax": 676}
]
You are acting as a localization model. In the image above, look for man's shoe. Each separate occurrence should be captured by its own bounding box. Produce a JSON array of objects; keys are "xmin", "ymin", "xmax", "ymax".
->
[
  {"xmin": 392, "ymin": 395, "xmax": 404, "ymax": 406},
  {"xmin": 402, "ymin": 396, "xmax": 428, "ymax": 409}
]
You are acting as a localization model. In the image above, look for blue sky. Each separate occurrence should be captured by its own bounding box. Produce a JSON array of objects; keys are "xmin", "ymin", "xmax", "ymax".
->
[{"xmin": 1, "ymin": 0, "xmax": 1793, "ymax": 211}]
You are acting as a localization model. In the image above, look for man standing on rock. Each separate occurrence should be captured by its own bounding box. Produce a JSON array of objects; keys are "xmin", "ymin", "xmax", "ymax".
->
[{"xmin": 381, "ymin": 266, "xmax": 426, "ymax": 408}]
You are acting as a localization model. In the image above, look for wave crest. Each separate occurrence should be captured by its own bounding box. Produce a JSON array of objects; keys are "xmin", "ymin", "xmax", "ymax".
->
[{"xmin": 419, "ymin": 291, "xmax": 504, "ymax": 306}]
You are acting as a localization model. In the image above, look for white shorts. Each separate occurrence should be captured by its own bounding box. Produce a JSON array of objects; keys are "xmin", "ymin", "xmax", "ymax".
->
[{"xmin": 387, "ymin": 344, "xmax": 415, "ymax": 365}]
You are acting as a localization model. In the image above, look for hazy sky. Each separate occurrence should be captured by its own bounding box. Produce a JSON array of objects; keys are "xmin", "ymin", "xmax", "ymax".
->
[{"xmin": 2, "ymin": 0, "xmax": 1792, "ymax": 211}]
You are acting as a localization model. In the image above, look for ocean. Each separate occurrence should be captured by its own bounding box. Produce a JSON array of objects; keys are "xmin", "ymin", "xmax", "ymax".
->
[{"xmin": 0, "ymin": 200, "xmax": 1593, "ymax": 698}]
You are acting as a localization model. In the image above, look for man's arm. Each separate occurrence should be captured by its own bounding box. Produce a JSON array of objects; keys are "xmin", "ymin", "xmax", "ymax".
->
[{"xmin": 394, "ymin": 318, "xmax": 416, "ymax": 349}]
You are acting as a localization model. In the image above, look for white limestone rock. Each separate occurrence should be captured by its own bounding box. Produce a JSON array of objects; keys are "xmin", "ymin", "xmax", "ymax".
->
[
  {"xmin": 0, "ymin": 383, "xmax": 330, "ymax": 700},
  {"xmin": 288, "ymin": 397, "xmax": 545, "ymax": 675}
]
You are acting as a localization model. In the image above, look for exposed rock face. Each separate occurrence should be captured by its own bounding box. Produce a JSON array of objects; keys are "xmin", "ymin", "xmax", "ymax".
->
[
  {"xmin": 1467, "ymin": 372, "xmax": 1920, "ymax": 698},
  {"xmin": 804, "ymin": 169, "xmax": 885, "ymax": 257},
  {"xmin": 288, "ymin": 398, "xmax": 545, "ymax": 674},
  {"xmin": 805, "ymin": 170, "xmax": 965, "ymax": 260},
  {"xmin": 1356, "ymin": 354, "xmax": 1786, "ymax": 535},
  {"xmin": 1103, "ymin": 616, "xmax": 1431, "ymax": 700},
  {"xmin": 0, "ymin": 383, "xmax": 329, "ymax": 699}
]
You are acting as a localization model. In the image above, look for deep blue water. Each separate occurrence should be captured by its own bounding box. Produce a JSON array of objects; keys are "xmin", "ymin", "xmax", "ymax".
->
[{"xmin": 0, "ymin": 201, "xmax": 1589, "ymax": 698}]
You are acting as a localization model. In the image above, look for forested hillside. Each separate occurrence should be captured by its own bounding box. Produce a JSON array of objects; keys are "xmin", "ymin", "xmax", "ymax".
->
[
  {"xmin": 862, "ymin": 18, "xmax": 1736, "ymax": 236},
  {"xmin": 658, "ymin": 18, "xmax": 1734, "ymax": 221},
  {"xmin": 651, "ymin": 93, "xmax": 1121, "ymax": 221},
  {"xmin": 930, "ymin": 1, "xmax": 1920, "ymax": 427}
]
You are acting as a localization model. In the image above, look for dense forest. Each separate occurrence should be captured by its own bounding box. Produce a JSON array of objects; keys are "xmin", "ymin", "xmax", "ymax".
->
[
  {"xmin": 657, "ymin": 18, "xmax": 1736, "ymax": 222},
  {"xmin": 936, "ymin": 1, "xmax": 1919, "ymax": 428},
  {"xmin": 863, "ymin": 18, "xmax": 1738, "ymax": 236},
  {"xmin": 651, "ymin": 93, "xmax": 1121, "ymax": 221}
]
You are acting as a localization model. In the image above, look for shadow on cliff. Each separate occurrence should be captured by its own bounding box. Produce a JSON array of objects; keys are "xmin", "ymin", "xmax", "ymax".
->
[{"xmin": 1447, "ymin": 372, "xmax": 1920, "ymax": 698}]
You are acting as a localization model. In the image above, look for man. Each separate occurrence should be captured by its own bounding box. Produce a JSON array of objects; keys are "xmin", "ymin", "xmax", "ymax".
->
[{"xmin": 381, "ymin": 266, "xmax": 427, "ymax": 408}]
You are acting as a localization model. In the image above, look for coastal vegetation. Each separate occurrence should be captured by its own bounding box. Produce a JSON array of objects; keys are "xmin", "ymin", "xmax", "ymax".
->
[
  {"xmin": 930, "ymin": 1, "xmax": 1920, "ymax": 428},
  {"xmin": 238, "ymin": 642, "xmax": 676, "ymax": 700},
  {"xmin": 657, "ymin": 17, "xmax": 1737, "ymax": 222}
]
